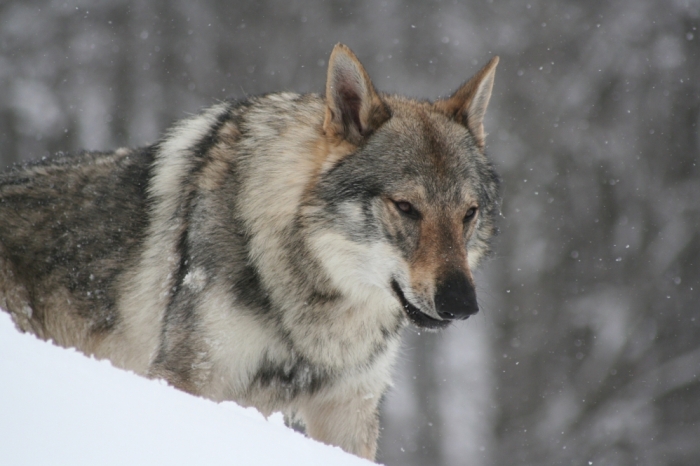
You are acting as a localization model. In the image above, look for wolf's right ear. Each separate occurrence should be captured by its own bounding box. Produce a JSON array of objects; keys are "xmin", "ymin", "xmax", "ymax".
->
[
  {"xmin": 435, "ymin": 56, "xmax": 499, "ymax": 149},
  {"xmin": 323, "ymin": 44, "xmax": 390, "ymax": 145}
]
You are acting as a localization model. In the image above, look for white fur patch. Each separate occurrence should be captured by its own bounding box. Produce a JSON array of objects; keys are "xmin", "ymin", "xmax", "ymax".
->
[
  {"xmin": 308, "ymin": 230, "xmax": 400, "ymax": 311},
  {"xmin": 183, "ymin": 268, "xmax": 207, "ymax": 292},
  {"xmin": 196, "ymin": 283, "xmax": 286, "ymax": 405}
]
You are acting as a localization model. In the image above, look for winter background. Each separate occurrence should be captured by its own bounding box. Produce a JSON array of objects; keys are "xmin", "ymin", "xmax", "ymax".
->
[{"xmin": 0, "ymin": 1, "xmax": 699, "ymax": 465}]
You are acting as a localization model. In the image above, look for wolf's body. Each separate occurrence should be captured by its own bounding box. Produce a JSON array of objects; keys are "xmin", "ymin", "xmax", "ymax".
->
[{"xmin": 0, "ymin": 44, "xmax": 500, "ymax": 460}]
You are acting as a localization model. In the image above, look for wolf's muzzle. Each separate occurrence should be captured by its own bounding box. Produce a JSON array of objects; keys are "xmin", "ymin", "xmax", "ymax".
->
[
  {"xmin": 391, "ymin": 280, "xmax": 452, "ymax": 330},
  {"xmin": 434, "ymin": 272, "xmax": 479, "ymax": 320}
]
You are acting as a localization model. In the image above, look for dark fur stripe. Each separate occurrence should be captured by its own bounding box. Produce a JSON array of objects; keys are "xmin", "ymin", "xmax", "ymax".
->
[
  {"xmin": 170, "ymin": 104, "xmax": 234, "ymax": 304},
  {"xmin": 232, "ymin": 263, "xmax": 274, "ymax": 315},
  {"xmin": 251, "ymin": 354, "xmax": 334, "ymax": 399}
]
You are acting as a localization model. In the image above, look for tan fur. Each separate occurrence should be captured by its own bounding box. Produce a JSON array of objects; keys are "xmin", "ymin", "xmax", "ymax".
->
[{"xmin": 434, "ymin": 56, "xmax": 499, "ymax": 148}]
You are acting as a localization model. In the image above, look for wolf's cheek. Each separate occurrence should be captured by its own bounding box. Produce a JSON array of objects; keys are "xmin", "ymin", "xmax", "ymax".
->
[{"xmin": 306, "ymin": 230, "xmax": 401, "ymax": 304}]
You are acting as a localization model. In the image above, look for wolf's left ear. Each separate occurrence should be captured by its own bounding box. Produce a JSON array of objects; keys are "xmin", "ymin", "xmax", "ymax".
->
[
  {"xmin": 435, "ymin": 56, "xmax": 499, "ymax": 149},
  {"xmin": 324, "ymin": 44, "xmax": 390, "ymax": 145}
]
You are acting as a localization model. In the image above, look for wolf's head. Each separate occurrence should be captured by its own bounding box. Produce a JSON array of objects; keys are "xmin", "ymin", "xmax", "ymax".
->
[{"xmin": 306, "ymin": 44, "xmax": 500, "ymax": 330}]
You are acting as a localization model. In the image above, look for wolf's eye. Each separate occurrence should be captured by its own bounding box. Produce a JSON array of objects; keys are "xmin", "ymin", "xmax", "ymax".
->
[
  {"xmin": 464, "ymin": 207, "xmax": 478, "ymax": 222},
  {"xmin": 394, "ymin": 200, "xmax": 418, "ymax": 218}
]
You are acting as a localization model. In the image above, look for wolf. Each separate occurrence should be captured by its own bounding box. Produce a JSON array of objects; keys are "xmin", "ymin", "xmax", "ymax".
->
[{"xmin": 0, "ymin": 44, "xmax": 500, "ymax": 460}]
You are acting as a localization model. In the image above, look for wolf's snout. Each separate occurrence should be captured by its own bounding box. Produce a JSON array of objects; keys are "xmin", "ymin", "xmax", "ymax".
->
[{"xmin": 434, "ymin": 272, "xmax": 479, "ymax": 320}]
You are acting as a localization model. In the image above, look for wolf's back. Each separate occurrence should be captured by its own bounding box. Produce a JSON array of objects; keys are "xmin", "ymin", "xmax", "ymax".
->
[{"xmin": 0, "ymin": 148, "xmax": 154, "ymax": 349}]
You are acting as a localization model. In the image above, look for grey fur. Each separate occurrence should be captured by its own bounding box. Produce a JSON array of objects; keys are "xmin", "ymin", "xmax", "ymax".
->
[{"xmin": 0, "ymin": 44, "xmax": 500, "ymax": 460}]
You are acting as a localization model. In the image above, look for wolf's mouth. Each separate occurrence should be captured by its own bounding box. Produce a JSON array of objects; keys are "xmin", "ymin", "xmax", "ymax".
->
[{"xmin": 390, "ymin": 280, "xmax": 452, "ymax": 330}]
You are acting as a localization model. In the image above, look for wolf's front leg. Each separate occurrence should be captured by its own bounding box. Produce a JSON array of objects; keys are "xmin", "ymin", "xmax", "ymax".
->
[{"xmin": 300, "ymin": 390, "xmax": 381, "ymax": 461}]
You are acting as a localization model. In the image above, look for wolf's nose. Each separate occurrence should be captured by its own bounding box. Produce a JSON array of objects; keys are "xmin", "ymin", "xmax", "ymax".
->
[{"xmin": 434, "ymin": 272, "xmax": 479, "ymax": 320}]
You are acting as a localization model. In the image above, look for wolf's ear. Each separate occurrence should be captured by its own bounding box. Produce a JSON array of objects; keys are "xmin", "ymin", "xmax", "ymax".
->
[
  {"xmin": 435, "ymin": 56, "xmax": 499, "ymax": 149},
  {"xmin": 323, "ymin": 44, "xmax": 390, "ymax": 145}
]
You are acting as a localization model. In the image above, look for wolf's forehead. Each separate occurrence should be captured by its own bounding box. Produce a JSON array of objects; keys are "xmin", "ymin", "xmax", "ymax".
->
[
  {"xmin": 378, "ymin": 112, "xmax": 475, "ymax": 173},
  {"xmin": 368, "ymin": 110, "xmax": 480, "ymax": 201},
  {"xmin": 385, "ymin": 109, "xmax": 473, "ymax": 159}
]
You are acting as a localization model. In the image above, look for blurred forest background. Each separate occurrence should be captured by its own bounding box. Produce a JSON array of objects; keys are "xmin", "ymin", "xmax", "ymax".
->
[{"xmin": 1, "ymin": 1, "xmax": 699, "ymax": 465}]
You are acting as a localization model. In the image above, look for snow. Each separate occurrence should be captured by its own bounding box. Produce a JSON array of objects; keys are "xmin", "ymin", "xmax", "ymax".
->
[{"xmin": 0, "ymin": 311, "xmax": 373, "ymax": 466}]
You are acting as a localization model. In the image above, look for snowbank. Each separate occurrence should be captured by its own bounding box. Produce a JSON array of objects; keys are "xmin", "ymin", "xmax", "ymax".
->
[{"xmin": 0, "ymin": 311, "xmax": 373, "ymax": 465}]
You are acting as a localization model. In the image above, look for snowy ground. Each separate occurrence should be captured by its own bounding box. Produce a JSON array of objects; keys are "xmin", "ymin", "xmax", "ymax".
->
[{"xmin": 0, "ymin": 311, "xmax": 373, "ymax": 466}]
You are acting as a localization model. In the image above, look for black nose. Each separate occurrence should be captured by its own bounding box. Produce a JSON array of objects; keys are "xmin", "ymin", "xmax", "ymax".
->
[{"xmin": 434, "ymin": 272, "xmax": 479, "ymax": 320}]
